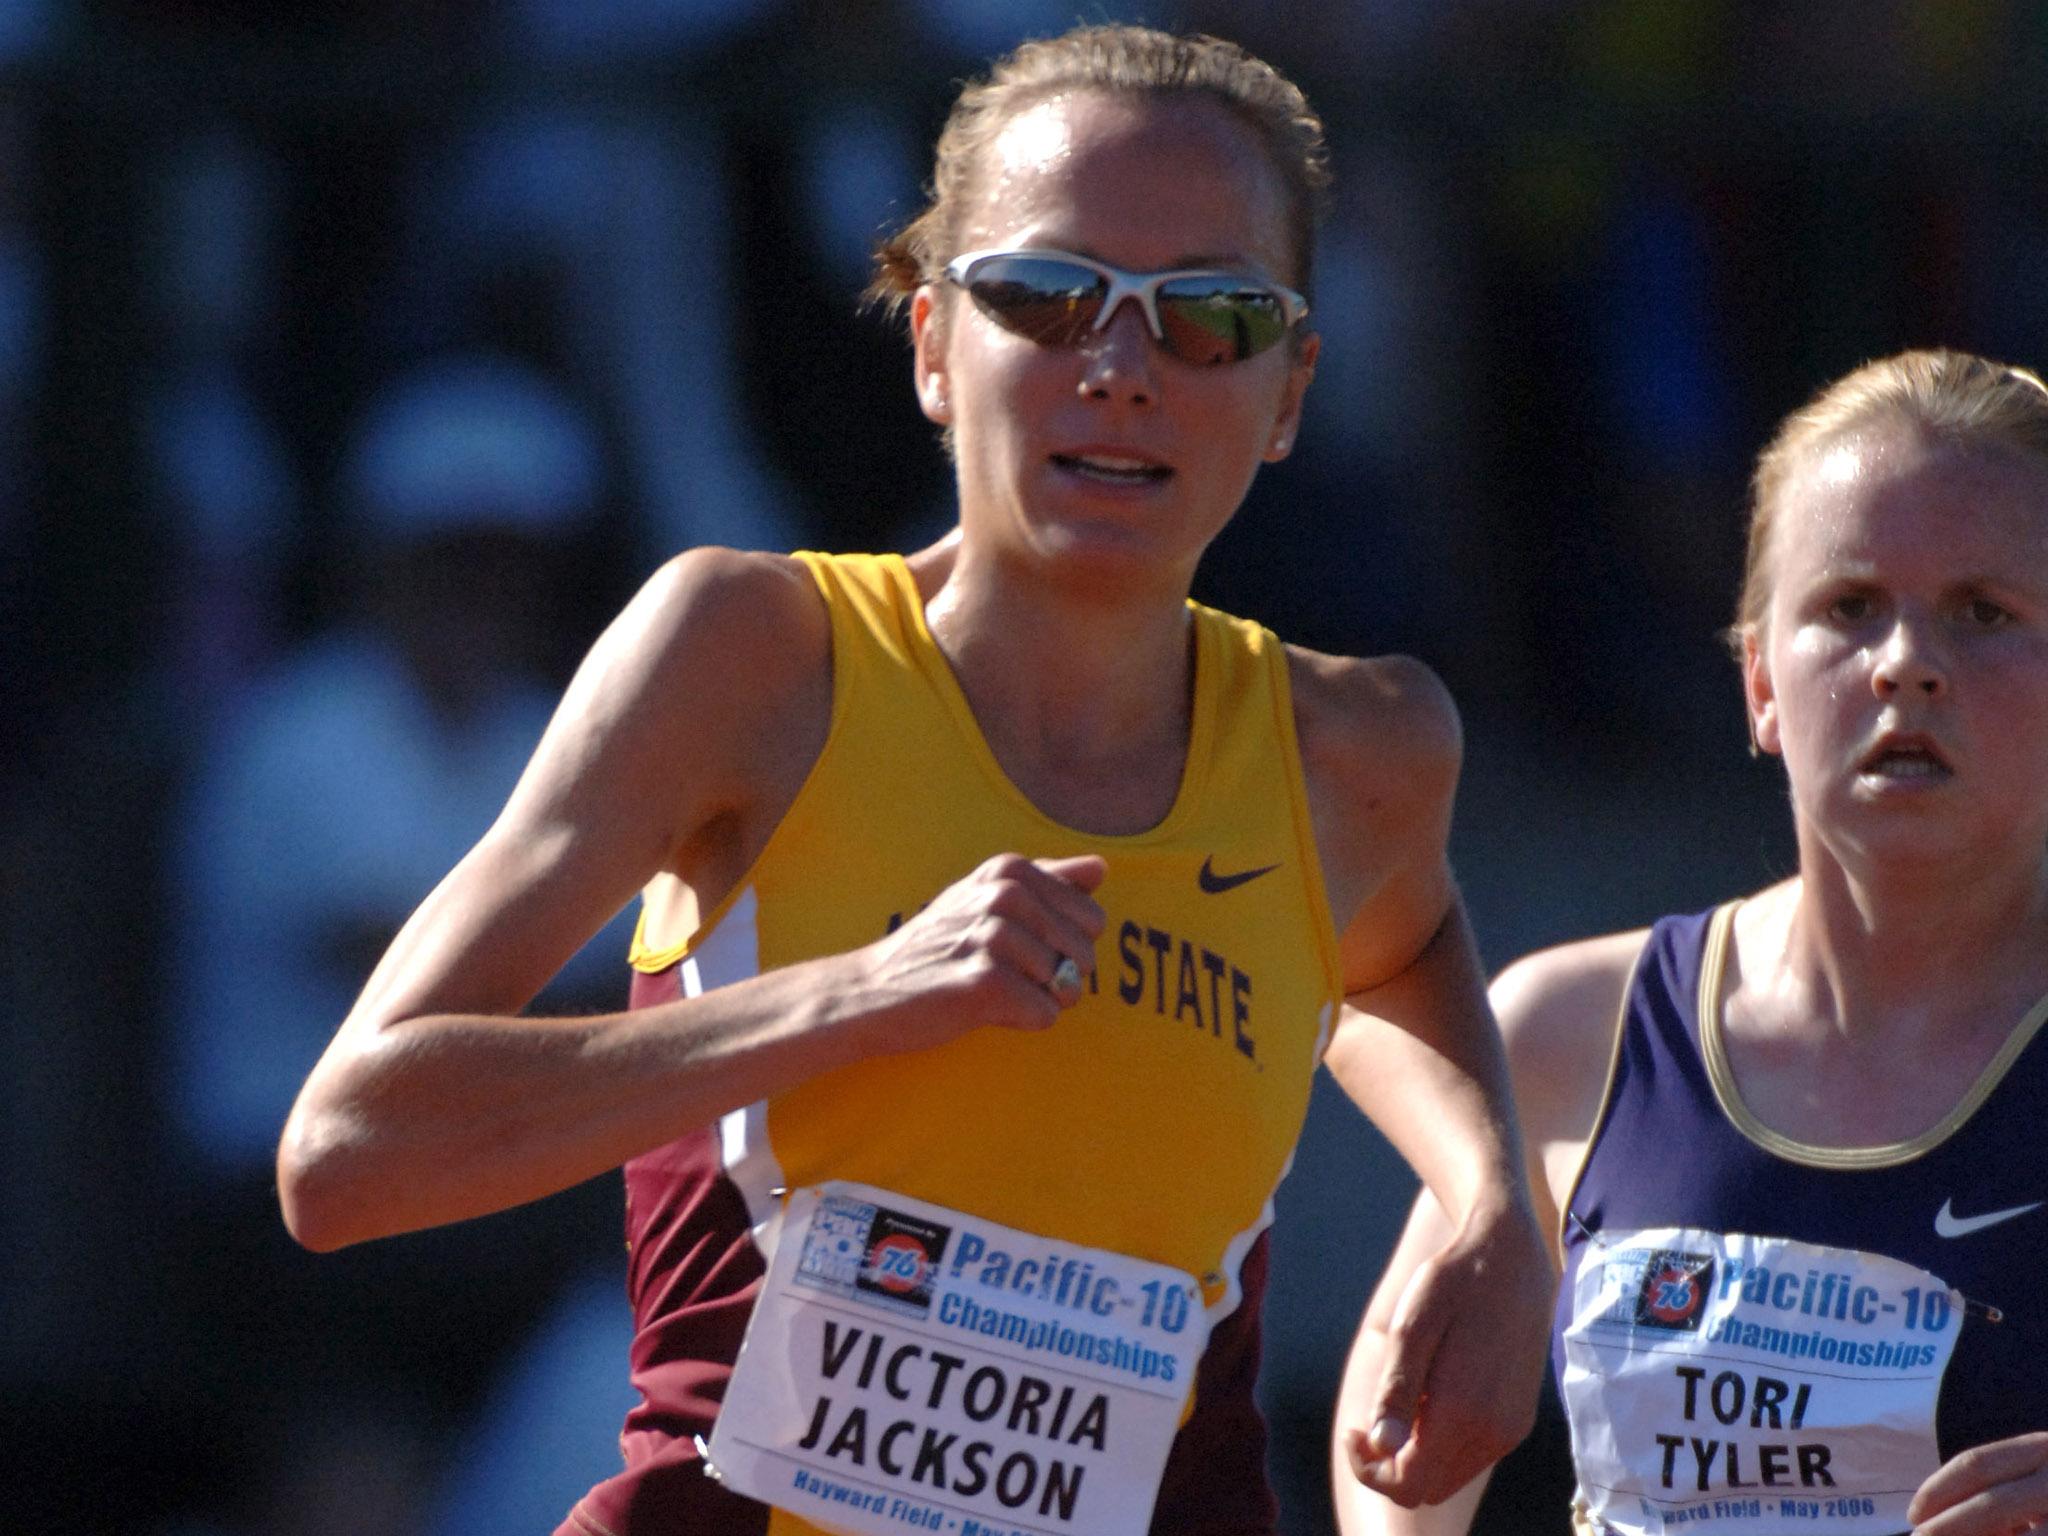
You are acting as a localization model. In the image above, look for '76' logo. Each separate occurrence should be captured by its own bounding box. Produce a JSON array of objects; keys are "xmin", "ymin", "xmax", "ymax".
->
[{"xmin": 1633, "ymin": 1250, "xmax": 1713, "ymax": 1332}]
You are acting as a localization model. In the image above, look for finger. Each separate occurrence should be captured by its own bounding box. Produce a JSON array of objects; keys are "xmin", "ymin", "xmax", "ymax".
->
[
  {"xmin": 1912, "ymin": 1486, "xmax": 2048, "ymax": 1536},
  {"xmin": 1047, "ymin": 954, "xmax": 1086, "ymax": 1007},
  {"xmin": 1343, "ymin": 1424, "xmax": 1377, "ymax": 1482},
  {"xmin": 1914, "ymin": 1436, "xmax": 2048, "ymax": 1520},
  {"xmin": 1019, "ymin": 856, "xmax": 1110, "ymax": 937},
  {"xmin": 1347, "ymin": 1417, "xmax": 1435, "ymax": 1508},
  {"xmin": 1912, "ymin": 1435, "xmax": 2048, "ymax": 1530},
  {"xmin": 980, "ymin": 869, "xmax": 1103, "ymax": 981},
  {"xmin": 982, "ymin": 922, "xmax": 1085, "ymax": 1015},
  {"xmin": 1370, "ymin": 1278, "xmax": 1447, "ymax": 1473},
  {"xmin": 1343, "ymin": 1421, "xmax": 1409, "ymax": 1481},
  {"xmin": 1036, "ymin": 853, "xmax": 1108, "ymax": 895},
  {"xmin": 970, "ymin": 853, "xmax": 1104, "ymax": 936}
]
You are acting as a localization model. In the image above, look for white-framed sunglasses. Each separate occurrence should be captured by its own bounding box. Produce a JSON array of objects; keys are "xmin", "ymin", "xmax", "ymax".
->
[{"xmin": 942, "ymin": 247, "xmax": 1309, "ymax": 366}]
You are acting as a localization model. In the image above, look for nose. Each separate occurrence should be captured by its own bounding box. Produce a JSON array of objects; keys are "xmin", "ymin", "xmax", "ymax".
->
[
  {"xmin": 1077, "ymin": 299, "xmax": 1156, "ymax": 407},
  {"xmin": 1871, "ymin": 616, "xmax": 1946, "ymax": 700}
]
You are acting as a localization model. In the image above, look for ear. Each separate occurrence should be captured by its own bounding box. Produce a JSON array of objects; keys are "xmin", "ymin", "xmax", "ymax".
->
[
  {"xmin": 1262, "ymin": 330, "xmax": 1319, "ymax": 462},
  {"xmin": 911, "ymin": 286, "xmax": 952, "ymax": 426},
  {"xmin": 1742, "ymin": 625, "xmax": 1782, "ymax": 757}
]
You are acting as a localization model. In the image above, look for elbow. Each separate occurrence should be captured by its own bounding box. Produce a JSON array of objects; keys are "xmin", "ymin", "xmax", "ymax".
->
[
  {"xmin": 275, "ymin": 1108, "xmax": 375, "ymax": 1253},
  {"xmin": 277, "ymin": 1187, "xmax": 346, "ymax": 1256},
  {"xmin": 279, "ymin": 1201, "xmax": 346, "ymax": 1255}
]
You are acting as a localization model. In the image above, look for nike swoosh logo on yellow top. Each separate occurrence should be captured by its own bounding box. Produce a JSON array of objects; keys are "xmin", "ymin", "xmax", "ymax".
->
[
  {"xmin": 1198, "ymin": 856, "xmax": 1280, "ymax": 894},
  {"xmin": 1934, "ymin": 1197, "xmax": 2044, "ymax": 1238}
]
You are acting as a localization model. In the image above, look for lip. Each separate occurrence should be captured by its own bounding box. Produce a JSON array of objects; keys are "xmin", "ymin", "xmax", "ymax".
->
[
  {"xmin": 1853, "ymin": 729, "xmax": 1955, "ymax": 783},
  {"xmin": 1048, "ymin": 444, "xmax": 1176, "ymax": 487}
]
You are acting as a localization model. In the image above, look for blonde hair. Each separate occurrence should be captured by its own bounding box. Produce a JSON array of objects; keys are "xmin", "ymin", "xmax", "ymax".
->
[
  {"xmin": 868, "ymin": 25, "xmax": 1331, "ymax": 316},
  {"xmin": 1731, "ymin": 347, "xmax": 2048, "ymax": 649}
]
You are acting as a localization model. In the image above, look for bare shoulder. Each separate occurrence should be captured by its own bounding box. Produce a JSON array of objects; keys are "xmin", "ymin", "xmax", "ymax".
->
[
  {"xmin": 335, "ymin": 548, "xmax": 835, "ymax": 1031},
  {"xmin": 512, "ymin": 546, "xmax": 832, "ymax": 872},
  {"xmin": 587, "ymin": 546, "xmax": 829, "ymax": 746},
  {"xmin": 622, "ymin": 546, "xmax": 828, "ymax": 684},
  {"xmin": 1285, "ymin": 646, "xmax": 1460, "ymax": 811},
  {"xmin": 1492, "ymin": 929, "xmax": 1650, "ymax": 1147}
]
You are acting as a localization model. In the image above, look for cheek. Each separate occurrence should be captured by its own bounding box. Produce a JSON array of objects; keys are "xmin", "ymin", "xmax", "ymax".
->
[
  {"xmin": 1190, "ymin": 370, "xmax": 1290, "ymax": 448},
  {"xmin": 949, "ymin": 342, "xmax": 1062, "ymax": 434},
  {"xmin": 1969, "ymin": 657, "xmax": 2048, "ymax": 751},
  {"xmin": 1769, "ymin": 642, "xmax": 1861, "ymax": 750}
]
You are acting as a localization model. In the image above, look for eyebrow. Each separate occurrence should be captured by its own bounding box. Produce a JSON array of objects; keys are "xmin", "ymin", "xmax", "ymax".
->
[{"xmin": 1808, "ymin": 562, "xmax": 2048, "ymax": 596}]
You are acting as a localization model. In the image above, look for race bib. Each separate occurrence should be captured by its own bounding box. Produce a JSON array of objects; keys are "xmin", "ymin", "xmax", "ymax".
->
[
  {"xmin": 705, "ymin": 1182, "xmax": 1209, "ymax": 1536},
  {"xmin": 1561, "ymin": 1228, "xmax": 1962, "ymax": 1536}
]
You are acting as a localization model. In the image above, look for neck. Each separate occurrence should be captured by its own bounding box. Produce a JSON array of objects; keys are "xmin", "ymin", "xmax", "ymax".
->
[
  {"xmin": 921, "ymin": 539, "xmax": 1197, "ymax": 832},
  {"xmin": 1765, "ymin": 838, "xmax": 2048, "ymax": 1038}
]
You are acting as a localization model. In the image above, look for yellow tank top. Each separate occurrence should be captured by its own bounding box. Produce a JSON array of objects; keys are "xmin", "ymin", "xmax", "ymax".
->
[{"xmin": 630, "ymin": 547, "xmax": 1342, "ymax": 1374}]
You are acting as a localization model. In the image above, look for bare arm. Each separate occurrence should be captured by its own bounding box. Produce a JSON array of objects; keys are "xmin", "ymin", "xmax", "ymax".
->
[
  {"xmin": 1333, "ymin": 1196, "xmax": 1493, "ymax": 1536},
  {"xmin": 1287, "ymin": 650, "xmax": 1547, "ymax": 1506},
  {"xmin": 278, "ymin": 547, "xmax": 1103, "ymax": 1251},
  {"xmin": 1332, "ymin": 930, "xmax": 1645, "ymax": 1533},
  {"xmin": 1297, "ymin": 656, "xmax": 1524, "ymax": 1231},
  {"xmin": 1323, "ymin": 899, "xmax": 1552, "ymax": 1509}
]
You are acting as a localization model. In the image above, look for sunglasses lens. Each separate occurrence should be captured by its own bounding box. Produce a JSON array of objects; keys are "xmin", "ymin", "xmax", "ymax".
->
[
  {"xmin": 964, "ymin": 255, "xmax": 1105, "ymax": 347},
  {"xmin": 1156, "ymin": 278, "xmax": 1289, "ymax": 365},
  {"xmin": 956, "ymin": 254, "xmax": 1296, "ymax": 364}
]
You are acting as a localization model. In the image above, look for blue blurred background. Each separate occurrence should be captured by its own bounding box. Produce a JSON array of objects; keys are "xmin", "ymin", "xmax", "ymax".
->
[{"xmin": 4, "ymin": 1, "xmax": 2044, "ymax": 1531}]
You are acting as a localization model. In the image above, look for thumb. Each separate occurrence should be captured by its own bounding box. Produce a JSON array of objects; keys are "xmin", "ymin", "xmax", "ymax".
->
[
  {"xmin": 1344, "ymin": 1423, "xmax": 1395, "ymax": 1480},
  {"xmin": 1364, "ymin": 1399, "xmax": 1414, "ymax": 1463},
  {"xmin": 1039, "ymin": 854, "xmax": 1109, "ymax": 892},
  {"xmin": 1370, "ymin": 1276, "xmax": 1446, "ymax": 1462}
]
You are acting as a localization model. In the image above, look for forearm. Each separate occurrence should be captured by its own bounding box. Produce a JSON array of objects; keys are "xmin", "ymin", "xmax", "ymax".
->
[
  {"xmin": 1335, "ymin": 1263, "xmax": 1497, "ymax": 1535},
  {"xmin": 1342, "ymin": 1482, "xmax": 1490, "ymax": 1536},
  {"xmin": 1340, "ymin": 1469, "xmax": 1491, "ymax": 1535},
  {"xmin": 1325, "ymin": 899, "xmax": 1526, "ymax": 1221},
  {"xmin": 279, "ymin": 951, "xmax": 881, "ymax": 1250},
  {"xmin": 1333, "ymin": 1137, "xmax": 1548, "ymax": 1514},
  {"xmin": 280, "ymin": 849, "xmax": 1108, "ymax": 1251}
]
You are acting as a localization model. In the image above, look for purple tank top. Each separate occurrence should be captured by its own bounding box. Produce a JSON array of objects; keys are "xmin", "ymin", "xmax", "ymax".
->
[{"xmin": 1556, "ymin": 906, "xmax": 2048, "ymax": 1465}]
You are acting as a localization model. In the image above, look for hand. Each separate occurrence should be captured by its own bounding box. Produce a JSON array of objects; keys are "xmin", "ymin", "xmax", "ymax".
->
[
  {"xmin": 856, "ymin": 853, "xmax": 1107, "ymax": 1052},
  {"xmin": 1909, "ymin": 1433, "xmax": 2048, "ymax": 1535},
  {"xmin": 1343, "ymin": 1194, "xmax": 1552, "ymax": 1508}
]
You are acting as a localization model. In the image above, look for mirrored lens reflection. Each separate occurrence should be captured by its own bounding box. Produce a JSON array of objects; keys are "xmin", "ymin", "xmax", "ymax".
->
[
  {"xmin": 969, "ymin": 256, "xmax": 1105, "ymax": 347},
  {"xmin": 962, "ymin": 256, "xmax": 1291, "ymax": 365},
  {"xmin": 1158, "ymin": 280, "xmax": 1283, "ymax": 365}
]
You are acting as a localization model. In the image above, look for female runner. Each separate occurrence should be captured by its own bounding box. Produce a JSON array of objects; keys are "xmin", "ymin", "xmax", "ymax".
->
[
  {"xmin": 1336, "ymin": 348, "xmax": 2048, "ymax": 1536},
  {"xmin": 278, "ymin": 25, "xmax": 1549, "ymax": 1536}
]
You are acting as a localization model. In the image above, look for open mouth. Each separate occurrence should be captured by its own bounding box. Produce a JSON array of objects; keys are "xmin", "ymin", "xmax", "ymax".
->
[
  {"xmin": 1857, "ymin": 739, "xmax": 1952, "ymax": 781},
  {"xmin": 1051, "ymin": 452, "xmax": 1173, "ymax": 486}
]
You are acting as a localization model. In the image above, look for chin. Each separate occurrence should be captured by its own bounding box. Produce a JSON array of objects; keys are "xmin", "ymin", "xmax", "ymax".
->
[
  {"xmin": 1034, "ymin": 518, "xmax": 1203, "ymax": 582},
  {"xmin": 1827, "ymin": 814, "xmax": 2003, "ymax": 876}
]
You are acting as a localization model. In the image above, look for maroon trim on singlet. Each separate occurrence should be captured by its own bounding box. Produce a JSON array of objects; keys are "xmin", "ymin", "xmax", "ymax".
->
[
  {"xmin": 565, "ymin": 964, "xmax": 1280, "ymax": 1536},
  {"xmin": 564, "ymin": 966, "xmax": 771, "ymax": 1536},
  {"xmin": 1150, "ymin": 1226, "xmax": 1280, "ymax": 1535}
]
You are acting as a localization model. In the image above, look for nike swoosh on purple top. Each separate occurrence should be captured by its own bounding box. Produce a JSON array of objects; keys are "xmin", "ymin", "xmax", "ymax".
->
[{"xmin": 1934, "ymin": 1197, "xmax": 2044, "ymax": 1239}]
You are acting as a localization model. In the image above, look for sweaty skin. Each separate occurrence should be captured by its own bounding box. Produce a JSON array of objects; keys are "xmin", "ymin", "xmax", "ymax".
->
[
  {"xmin": 1337, "ymin": 416, "xmax": 2048, "ymax": 1536},
  {"xmin": 280, "ymin": 81, "xmax": 1549, "ymax": 1529}
]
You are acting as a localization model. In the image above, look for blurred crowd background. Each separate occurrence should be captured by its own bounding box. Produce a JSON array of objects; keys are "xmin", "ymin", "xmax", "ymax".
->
[{"xmin": 5, "ymin": 1, "xmax": 2047, "ymax": 1532}]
